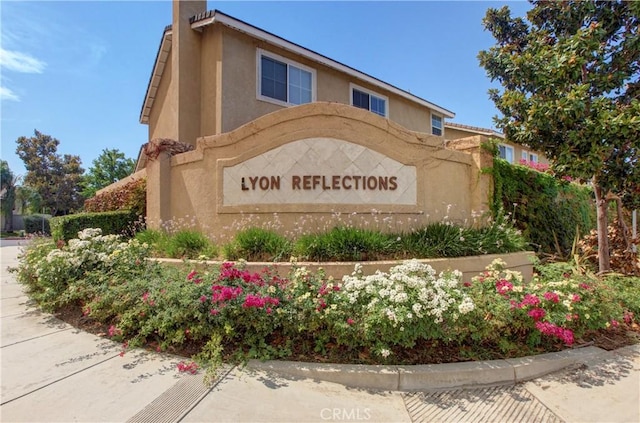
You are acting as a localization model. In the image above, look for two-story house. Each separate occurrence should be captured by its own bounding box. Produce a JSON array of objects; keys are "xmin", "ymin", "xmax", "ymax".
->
[{"xmin": 138, "ymin": 0, "xmax": 455, "ymax": 164}]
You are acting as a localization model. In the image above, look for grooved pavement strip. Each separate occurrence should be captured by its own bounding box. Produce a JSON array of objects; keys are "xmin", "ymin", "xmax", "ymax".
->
[{"xmin": 403, "ymin": 385, "xmax": 564, "ymax": 423}]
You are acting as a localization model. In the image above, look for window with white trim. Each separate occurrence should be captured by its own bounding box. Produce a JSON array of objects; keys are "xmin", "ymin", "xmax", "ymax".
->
[
  {"xmin": 350, "ymin": 84, "xmax": 387, "ymax": 117},
  {"xmin": 431, "ymin": 114, "xmax": 443, "ymax": 136},
  {"xmin": 258, "ymin": 50, "xmax": 314, "ymax": 106},
  {"xmin": 499, "ymin": 144, "xmax": 515, "ymax": 163},
  {"xmin": 521, "ymin": 150, "xmax": 539, "ymax": 163}
]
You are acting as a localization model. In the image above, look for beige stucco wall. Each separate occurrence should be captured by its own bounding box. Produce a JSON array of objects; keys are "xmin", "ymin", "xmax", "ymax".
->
[
  {"xmin": 148, "ymin": 48, "xmax": 176, "ymax": 142},
  {"xmin": 215, "ymin": 26, "xmax": 435, "ymax": 135},
  {"xmin": 446, "ymin": 127, "xmax": 550, "ymax": 166},
  {"xmin": 145, "ymin": 102, "xmax": 492, "ymax": 242}
]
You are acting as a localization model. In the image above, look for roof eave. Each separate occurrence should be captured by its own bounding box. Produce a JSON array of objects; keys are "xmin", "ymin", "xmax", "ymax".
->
[{"xmin": 140, "ymin": 26, "xmax": 172, "ymax": 125}]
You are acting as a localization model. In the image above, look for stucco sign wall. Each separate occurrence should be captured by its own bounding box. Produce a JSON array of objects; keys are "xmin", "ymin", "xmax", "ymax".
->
[{"xmin": 222, "ymin": 138, "xmax": 417, "ymax": 206}]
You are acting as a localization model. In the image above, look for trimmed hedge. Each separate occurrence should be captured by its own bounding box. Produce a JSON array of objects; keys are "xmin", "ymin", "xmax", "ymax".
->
[
  {"xmin": 84, "ymin": 178, "xmax": 146, "ymax": 216},
  {"xmin": 51, "ymin": 210, "xmax": 138, "ymax": 242},
  {"xmin": 23, "ymin": 214, "xmax": 51, "ymax": 235},
  {"xmin": 490, "ymin": 158, "xmax": 595, "ymax": 257}
]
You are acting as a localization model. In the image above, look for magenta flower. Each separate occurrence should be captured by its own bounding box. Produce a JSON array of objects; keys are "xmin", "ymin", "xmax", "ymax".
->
[
  {"xmin": 527, "ymin": 308, "xmax": 546, "ymax": 321},
  {"xmin": 535, "ymin": 321, "xmax": 574, "ymax": 345},
  {"xmin": 571, "ymin": 294, "xmax": 581, "ymax": 303},
  {"xmin": 347, "ymin": 318, "xmax": 355, "ymax": 325},
  {"xmin": 543, "ymin": 291, "xmax": 560, "ymax": 303},
  {"xmin": 495, "ymin": 279, "xmax": 513, "ymax": 296},
  {"xmin": 520, "ymin": 294, "xmax": 540, "ymax": 308}
]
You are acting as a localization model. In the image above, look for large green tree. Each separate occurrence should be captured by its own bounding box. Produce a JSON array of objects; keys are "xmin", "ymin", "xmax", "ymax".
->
[
  {"xmin": 82, "ymin": 148, "xmax": 135, "ymax": 198},
  {"xmin": 15, "ymin": 130, "xmax": 85, "ymax": 216},
  {"xmin": 479, "ymin": 0, "xmax": 640, "ymax": 272},
  {"xmin": 0, "ymin": 160, "xmax": 18, "ymax": 231}
]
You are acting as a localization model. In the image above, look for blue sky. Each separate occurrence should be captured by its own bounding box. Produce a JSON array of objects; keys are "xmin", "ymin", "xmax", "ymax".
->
[{"xmin": 0, "ymin": 0, "xmax": 531, "ymax": 178}]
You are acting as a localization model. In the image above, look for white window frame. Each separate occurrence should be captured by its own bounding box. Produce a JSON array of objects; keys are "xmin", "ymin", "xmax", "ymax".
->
[
  {"xmin": 256, "ymin": 49, "xmax": 317, "ymax": 107},
  {"xmin": 499, "ymin": 144, "xmax": 515, "ymax": 163},
  {"xmin": 349, "ymin": 83, "xmax": 388, "ymax": 118},
  {"xmin": 521, "ymin": 150, "xmax": 539, "ymax": 163},
  {"xmin": 431, "ymin": 113, "xmax": 443, "ymax": 136}
]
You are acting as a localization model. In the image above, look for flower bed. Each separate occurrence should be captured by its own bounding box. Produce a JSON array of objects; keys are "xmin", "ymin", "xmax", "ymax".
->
[{"xmin": 13, "ymin": 229, "xmax": 639, "ymax": 378}]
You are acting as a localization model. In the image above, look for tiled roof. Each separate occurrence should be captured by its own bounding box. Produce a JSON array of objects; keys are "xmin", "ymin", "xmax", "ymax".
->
[{"xmin": 445, "ymin": 122, "xmax": 503, "ymax": 136}]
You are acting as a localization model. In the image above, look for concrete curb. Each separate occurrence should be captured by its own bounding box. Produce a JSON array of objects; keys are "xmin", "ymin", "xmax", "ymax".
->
[{"xmin": 247, "ymin": 346, "xmax": 607, "ymax": 391}]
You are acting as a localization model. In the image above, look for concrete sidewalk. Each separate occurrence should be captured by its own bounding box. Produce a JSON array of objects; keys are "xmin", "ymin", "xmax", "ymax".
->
[{"xmin": 1, "ymin": 240, "xmax": 639, "ymax": 422}]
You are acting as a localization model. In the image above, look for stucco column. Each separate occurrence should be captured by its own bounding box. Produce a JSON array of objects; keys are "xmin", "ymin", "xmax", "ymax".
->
[
  {"xmin": 447, "ymin": 135, "xmax": 494, "ymax": 216},
  {"xmin": 145, "ymin": 150, "xmax": 172, "ymax": 230}
]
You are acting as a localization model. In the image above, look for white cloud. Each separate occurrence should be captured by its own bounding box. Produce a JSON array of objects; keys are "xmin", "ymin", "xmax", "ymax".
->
[
  {"xmin": 0, "ymin": 86, "xmax": 20, "ymax": 102},
  {"xmin": 0, "ymin": 47, "xmax": 46, "ymax": 74}
]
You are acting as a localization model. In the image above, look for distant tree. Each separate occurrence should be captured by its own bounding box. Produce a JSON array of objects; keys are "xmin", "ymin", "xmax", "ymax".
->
[
  {"xmin": 478, "ymin": 0, "xmax": 640, "ymax": 273},
  {"xmin": 82, "ymin": 148, "xmax": 136, "ymax": 198},
  {"xmin": 15, "ymin": 130, "xmax": 85, "ymax": 216},
  {"xmin": 0, "ymin": 160, "xmax": 18, "ymax": 231},
  {"xmin": 15, "ymin": 185, "xmax": 42, "ymax": 215}
]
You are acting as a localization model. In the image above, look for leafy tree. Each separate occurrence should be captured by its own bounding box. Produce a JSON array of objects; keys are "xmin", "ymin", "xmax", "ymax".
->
[
  {"xmin": 82, "ymin": 148, "xmax": 135, "ymax": 198},
  {"xmin": 479, "ymin": 0, "xmax": 640, "ymax": 272},
  {"xmin": 0, "ymin": 160, "xmax": 18, "ymax": 232},
  {"xmin": 15, "ymin": 130, "xmax": 85, "ymax": 216}
]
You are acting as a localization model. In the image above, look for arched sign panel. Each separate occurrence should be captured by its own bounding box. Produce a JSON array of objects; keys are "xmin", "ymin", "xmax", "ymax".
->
[{"xmin": 222, "ymin": 138, "xmax": 417, "ymax": 206}]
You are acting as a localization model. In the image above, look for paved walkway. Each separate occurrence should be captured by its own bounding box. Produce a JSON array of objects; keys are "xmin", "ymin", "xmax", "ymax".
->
[{"xmin": 1, "ymin": 240, "xmax": 639, "ymax": 422}]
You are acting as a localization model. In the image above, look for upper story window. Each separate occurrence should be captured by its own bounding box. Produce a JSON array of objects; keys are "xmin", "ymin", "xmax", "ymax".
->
[
  {"xmin": 521, "ymin": 150, "xmax": 539, "ymax": 163},
  {"xmin": 350, "ymin": 84, "xmax": 387, "ymax": 117},
  {"xmin": 499, "ymin": 144, "xmax": 515, "ymax": 163},
  {"xmin": 431, "ymin": 114, "xmax": 443, "ymax": 136},
  {"xmin": 258, "ymin": 49, "xmax": 315, "ymax": 106}
]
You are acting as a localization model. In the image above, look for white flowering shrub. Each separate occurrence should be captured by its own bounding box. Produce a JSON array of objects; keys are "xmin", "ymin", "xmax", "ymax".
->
[
  {"xmin": 286, "ymin": 259, "xmax": 475, "ymax": 359},
  {"xmin": 15, "ymin": 228, "xmax": 150, "ymax": 311}
]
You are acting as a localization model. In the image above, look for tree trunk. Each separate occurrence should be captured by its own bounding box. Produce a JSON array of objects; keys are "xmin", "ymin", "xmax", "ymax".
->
[{"xmin": 593, "ymin": 180, "xmax": 611, "ymax": 273}]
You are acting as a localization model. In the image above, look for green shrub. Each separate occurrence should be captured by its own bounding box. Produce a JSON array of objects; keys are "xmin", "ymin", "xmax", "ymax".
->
[
  {"xmin": 398, "ymin": 213, "xmax": 526, "ymax": 258},
  {"xmin": 50, "ymin": 210, "xmax": 138, "ymax": 242},
  {"xmin": 224, "ymin": 228, "xmax": 292, "ymax": 261},
  {"xmin": 490, "ymin": 158, "xmax": 595, "ymax": 257},
  {"xmin": 84, "ymin": 178, "xmax": 146, "ymax": 216},
  {"xmin": 163, "ymin": 229, "xmax": 215, "ymax": 259},
  {"xmin": 23, "ymin": 214, "xmax": 51, "ymax": 235},
  {"xmin": 294, "ymin": 226, "xmax": 394, "ymax": 261},
  {"xmin": 13, "ymin": 228, "xmax": 151, "ymax": 311}
]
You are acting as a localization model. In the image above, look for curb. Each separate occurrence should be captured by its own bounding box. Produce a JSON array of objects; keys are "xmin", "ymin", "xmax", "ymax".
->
[{"xmin": 246, "ymin": 346, "xmax": 607, "ymax": 391}]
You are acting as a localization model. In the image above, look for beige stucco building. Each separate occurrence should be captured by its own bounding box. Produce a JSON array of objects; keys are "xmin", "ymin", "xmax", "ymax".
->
[
  {"xmin": 123, "ymin": 1, "xmax": 505, "ymax": 241},
  {"xmin": 445, "ymin": 122, "xmax": 550, "ymax": 167}
]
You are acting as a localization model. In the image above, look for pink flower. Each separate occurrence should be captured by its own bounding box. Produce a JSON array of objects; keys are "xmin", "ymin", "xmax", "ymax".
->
[
  {"xmin": 543, "ymin": 292, "xmax": 560, "ymax": 303},
  {"xmin": 210, "ymin": 309, "xmax": 220, "ymax": 315},
  {"xmin": 520, "ymin": 294, "xmax": 540, "ymax": 308},
  {"xmin": 610, "ymin": 320, "xmax": 619, "ymax": 328},
  {"xmin": 495, "ymin": 279, "xmax": 514, "ymax": 296},
  {"xmin": 142, "ymin": 291, "xmax": 150, "ymax": 302},
  {"xmin": 347, "ymin": 318, "xmax": 355, "ymax": 325},
  {"xmin": 624, "ymin": 311, "xmax": 634, "ymax": 325},
  {"xmin": 108, "ymin": 325, "xmax": 120, "ymax": 337},
  {"xmin": 527, "ymin": 308, "xmax": 546, "ymax": 321},
  {"xmin": 177, "ymin": 361, "xmax": 199, "ymax": 375},
  {"xmin": 200, "ymin": 295, "xmax": 207, "ymax": 303},
  {"xmin": 571, "ymin": 294, "xmax": 581, "ymax": 303},
  {"xmin": 187, "ymin": 270, "xmax": 198, "ymax": 280},
  {"xmin": 535, "ymin": 322, "xmax": 574, "ymax": 345}
]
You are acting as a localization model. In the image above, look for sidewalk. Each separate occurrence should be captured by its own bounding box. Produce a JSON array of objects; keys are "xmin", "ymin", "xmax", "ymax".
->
[{"xmin": 1, "ymin": 240, "xmax": 639, "ymax": 422}]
